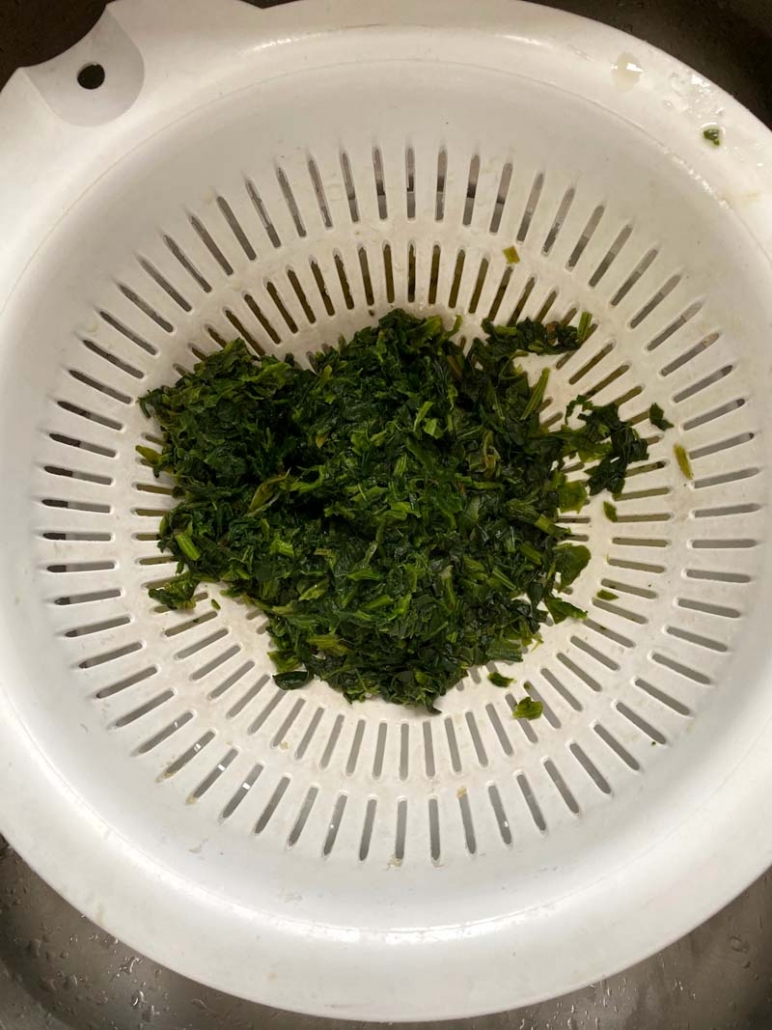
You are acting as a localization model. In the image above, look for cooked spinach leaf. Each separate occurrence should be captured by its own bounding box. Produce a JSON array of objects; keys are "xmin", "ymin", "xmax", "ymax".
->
[
  {"xmin": 139, "ymin": 309, "xmax": 650, "ymax": 712},
  {"xmin": 513, "ymin": 697, "xmax": 543, "ymax": 720},
  {"xmin": 488, "ymin": 670, "xmax": 514, "ymax": 688},
  {"xmin": 648, "ymin": 403, "xmax": 673, "ymax": 431}
]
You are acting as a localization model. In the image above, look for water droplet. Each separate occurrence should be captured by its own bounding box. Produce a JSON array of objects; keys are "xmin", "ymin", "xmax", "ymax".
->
[
  {"xmin": 729, "ymin": 935, "xmax": 749, "ymax": 953},
  {"xmin": 131, "ymin": 990, "xmax": 145, "ymax": 1009},
  {"xmin": 612, "ymin": 53, "xmax": 642, "ymax": 91},
  {"xmin": 120, "ymin": 955, "xmax": 141, "ymax": 975}
]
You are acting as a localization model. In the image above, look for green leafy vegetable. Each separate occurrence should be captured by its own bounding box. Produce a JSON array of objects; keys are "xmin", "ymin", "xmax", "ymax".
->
[
  {"xmin": 596, "ymin": 589, "xmax": 618, "ymax": 602},
  {"xmin": 481, "ymin": 318, "xmax": 586, "ymax": 358},
  {"xmin": 577, "ymin": 311, "xmax": 593, "ymax": 344},
  {"xmin": 648, "ymin": 403, "xmax": 673, "ymax": 431},
  {"xmin": 603, "ymin": 501, "xmax": 618, "ymax": 522},
  {"xmin": 554, "ymin": 544, "xmax": 591, "ymax": 590},
  {"xmin": 503, "ymin": 245, "xmax": 520, "ymax": 264},
  {"xmin": 139, "ymin": 310, "xmax": 648, "ymax": 712},
  {"xmin": 563, "ymin": 395, "xmax": 649, "ymax": 496},
  {"xmin": 488, "ymin": 671, "xmax": 513, "ymax": 687},
  {"xmin": 513, "ymin": 697, "xmax": 543, "ymax": 720},
  {"xmin": 557, "ymin": 479, "xmax": 588, "ymax": 513},
  {"xmin": 674, "ymin": 443, "xmax": 693, "ymax": 480},
  {"xmin": 543, "ymin": 595, "xmax": 587, "ymax": 624}
]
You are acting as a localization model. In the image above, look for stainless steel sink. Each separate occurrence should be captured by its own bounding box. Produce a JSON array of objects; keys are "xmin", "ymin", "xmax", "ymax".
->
[
  {"xmin": 2, "ymin": 834, "xmax": 772, "ymax": 1029},
  {"xmin": 2, "ymin": 1, "xmax": 772, "ymax": 1027}
]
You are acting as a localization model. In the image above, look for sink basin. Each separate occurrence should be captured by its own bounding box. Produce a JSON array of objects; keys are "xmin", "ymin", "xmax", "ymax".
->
[
  {"xmin": 2, "ymin": 835, "xmax": 772, "ymax": 1029},
  {"xmin": 1, "ymin": 1, "xmax": 772, "ymax": 1027}
]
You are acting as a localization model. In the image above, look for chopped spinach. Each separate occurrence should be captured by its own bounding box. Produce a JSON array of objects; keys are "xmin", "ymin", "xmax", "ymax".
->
[
  {"xmin": 648, "ymin": 403, "xmax": 673, "ymax": 431},
  {"xmin": 674, "ymin": 443, "xmax": 693, "ymax": 480},
  {"xmin": 139, "ymin": 309, "xmax": 651, "ymax": 712},
  {"xmin": 513, "ymin": 696, "xmax": 543, "ymax": 720},
  {"xmin": 703, "ymin": 126, "xmax": 722, "ymax": 147},
  {"xmin": 488, "ymin": 671, "xmax": 514, "ymax": 688},
  {"xmin": 563, "ymin": 395, "xmax": 649, "ymax": 496}
]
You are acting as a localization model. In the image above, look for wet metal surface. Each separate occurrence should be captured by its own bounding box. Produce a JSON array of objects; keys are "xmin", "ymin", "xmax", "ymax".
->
[
  {"xmin": 2, "ymin": 836, "xmax": 772, "ymax": 1029},
  {"xmin": 1, "ymin": 0, "xmax": 772, "ymax": 1027}
]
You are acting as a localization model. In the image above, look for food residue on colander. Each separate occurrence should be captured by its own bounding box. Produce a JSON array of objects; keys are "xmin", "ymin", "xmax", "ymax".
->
[
  {"xmin": 488, "ymin": 671, "xmax": 514, "ymax": 688},
  {"xmin": 703, "ymin": 126, "xmax": 722, "ymax": 147},
  {"xmin": 597, "ymin": 589, "xmax": 619, "ymax": 602},
  {"xmin": 138, "ymin": 309, "xmax": 667, "ymax": 713},
  {"xmin": 674, "ymin": 443, "xmax": 694, "ymax": 480},
  {"xmin": 603, "ymin": 501, "xmax": 618, "ymax": 522},
  {"xmin": 512, "ymin": 697, "xmax": 543, "ymax": 721},
  {"xmin": 503, "ymin": 245, "xmax": 520, "ymax": 264},
  {"xmin": 649, "ymin": 403, "xmax": 674, "ymax": 431}
]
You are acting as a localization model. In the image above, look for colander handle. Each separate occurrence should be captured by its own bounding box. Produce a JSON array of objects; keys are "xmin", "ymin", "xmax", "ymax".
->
[{"xmin": 0, "ymin": 0, "xmax": 267, "ymax": 308}]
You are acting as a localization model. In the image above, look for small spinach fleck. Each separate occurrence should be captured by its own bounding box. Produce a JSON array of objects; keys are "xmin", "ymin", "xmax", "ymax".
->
[
  {"xmin": 674, "ymin": 443, "xmax": 693, "ymax": 480},
  {"xmin": 703, "ymin": 126, "xmax": 722, "ymax": 147},
  {"xmin": 649, "ymin": 403, "xmax": 673, "ymax": 431},
  {"xmin": 513, "ymin": 697, "xmax": 543, "ymax": 720},
  {"xmin": 488, "ymin": 671, "xmax": 514, "ymax": 688}
]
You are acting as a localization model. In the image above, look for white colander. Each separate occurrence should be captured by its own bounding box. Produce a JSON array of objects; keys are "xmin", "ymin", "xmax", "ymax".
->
[{"xmin": 2, "ymin": 0, "xmax": 772, "ymax": 1020}]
